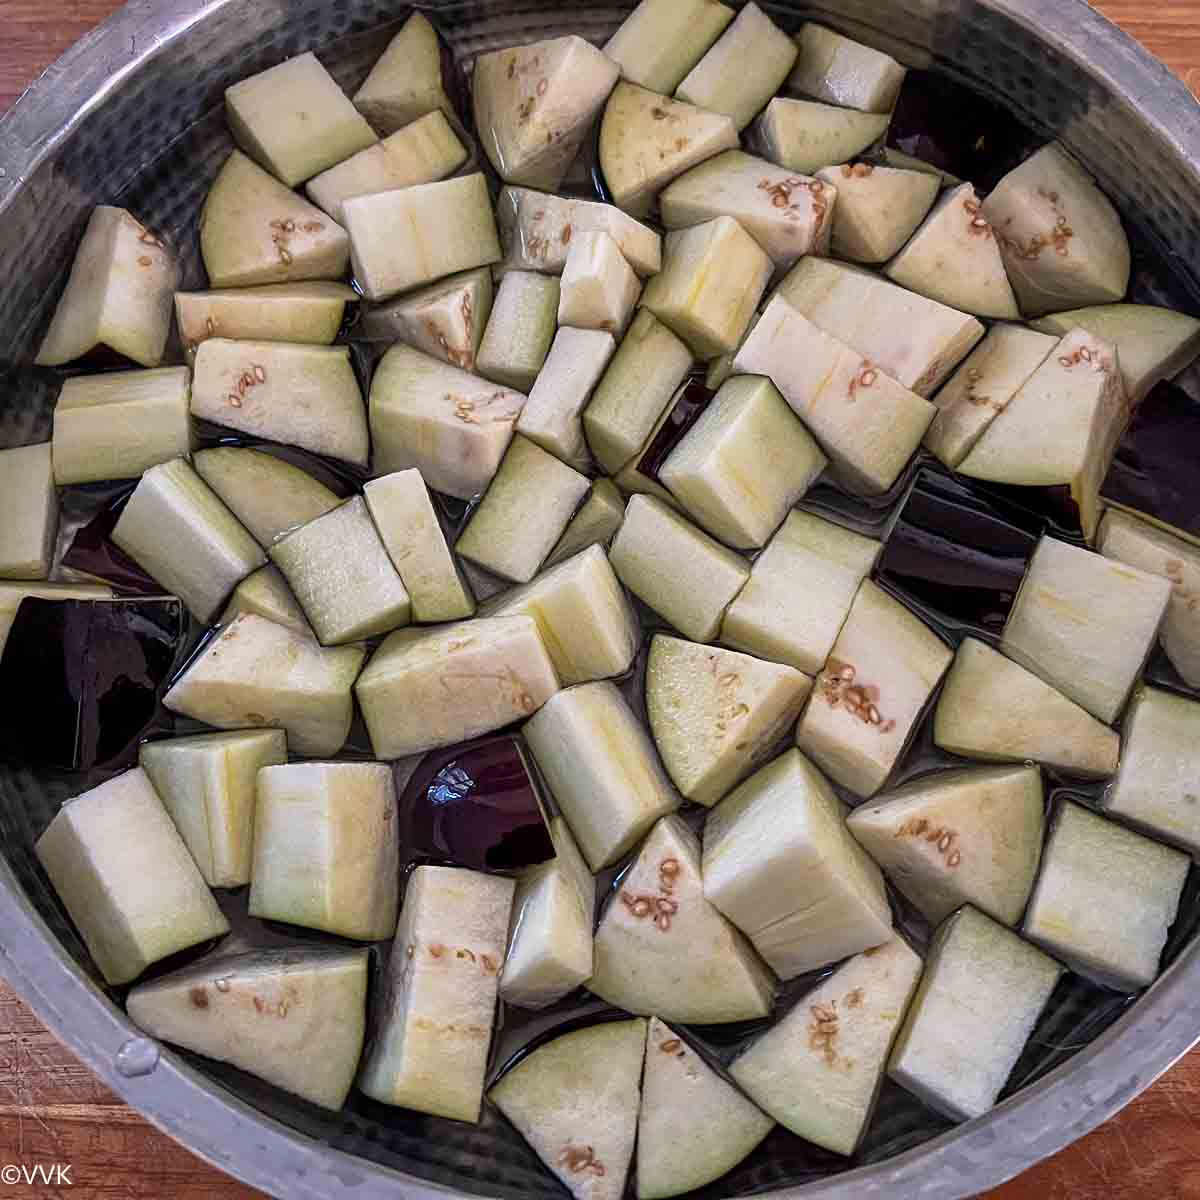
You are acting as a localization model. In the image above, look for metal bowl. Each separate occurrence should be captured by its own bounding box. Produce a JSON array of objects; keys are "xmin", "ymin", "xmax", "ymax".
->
[{"xmin": 3, "ymin": 2, "xmax": 1200, "ymax": 1197}]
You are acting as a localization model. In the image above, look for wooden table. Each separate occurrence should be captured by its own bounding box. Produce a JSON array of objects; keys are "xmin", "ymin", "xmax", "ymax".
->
[{"xmin": 3, "ymin": 1, "xmax": 1200, "ymax": 1196}]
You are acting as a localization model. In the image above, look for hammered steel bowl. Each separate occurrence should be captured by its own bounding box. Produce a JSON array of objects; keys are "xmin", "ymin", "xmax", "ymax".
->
[{"xmin": 3, "ymin": 2, "xmax": 1200, "ymax": 1197}]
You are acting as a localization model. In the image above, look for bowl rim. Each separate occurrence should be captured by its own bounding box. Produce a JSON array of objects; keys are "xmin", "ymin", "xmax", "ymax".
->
[{"xmin": 3, "ymin": 1, "xmax": 1200, "ymax": 1197}]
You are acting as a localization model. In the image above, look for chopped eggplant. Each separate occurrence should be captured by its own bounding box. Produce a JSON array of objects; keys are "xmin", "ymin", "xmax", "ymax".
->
[
  {"xmin": 599, "ymin": 83, "xmax": 739, "ymax": 218},
  {"xmin": 646, "ymin": 634, "xmax": 811, "ymax": 807},
  {"xmin": 364, "ymin": 469, "xmax": 476, "ymax": 623},
  {"xmin": 517, "ymin": 327, "xmax": 616, "ymax": 467},
  {"xmin": 787, "ymin": 24, "xmax": 906, "ymax": 113},
  {"xmin": 177, "ymin": 283, "xmax": 356, "ymax": 353},
  {"xmin": 490, "ymin": 1019, "xmax": 646, "ymax": 1200},
  {"xmin": 345, "ymin": 173, "xmax": 501, "ymax": 302},
  {"xmin": 609, "ymin": 494, "xmax": 750, "ymax": 643},
  {"xmin": 934, "ymin": 637, "xmax": 1120, "ymax": 780},
  {"xmin": 589, "ymin": 815, "xmax": 775, "ymax": 1022},
  {"xmin": 721, "ymin": 508, "xmax": 880, "ymax": 674},
  {"xmin": 164, "ymin": 613, "xmax": 365, "ymax": 757},
  {"xmin": 140, "ymin": 729, "xmax": 287, "ymax": 889},
  {"xmin": 474, "ymin": 36, "xmax": 619, "ymax": 191},
  {"xmin": 675, "ymin": 2, "xmax": 798, "ymax": 132},
  {"xmin": 775, "ymin": 256, "xmax": 984, "ymax": 396},
  {"xmin": 641, "ymin": 217, "xmax": 773, "ymax": 358},
  {"xmin": 475, "ymin": 270, "xmax": 560, "ymax": 391},
  {"xmin": 524, "ymin": 680, "xmax": 678, "ymax": 871},
  {"xmin": 796, "ymin": 581, "xmax": 952, "ymax": 798},
  {"xmin": 815, "ymin": 162, "xmax": 938, "ymax": 265},
  {"xmin": 731, "ymin": 938, "xmax": 922, "ymax": 1156},
  {"xmin": 1001, "ymin": 535, "xmax": 1172, "ymax": 723},
  {"xmin": 359, "ymin": 865, "xmax": 515, "ymax": 1121},
  {"xmin": 355, "ymin": 615, "xmax": 559, "ymax": 759},
  {"xmin": 582, "ymin": 310, "xmax": 693, "ymax": 474},
  {"xmin": 751, "ymin": 99, "xmax": 889, "ymax": 177},
  {"xmin": 496, "ymin": 186, "xmax": 663, "ymax": 277},
  {"xmin": 703, "ymin": 748, "xmax": 893, "ymax": 977},
  {"xmin": 664, "ymin": 151, "xmax": 834, "ymax": 272},
  {"xmin": 369, "ymin": 343, "xmax": 526, "ymax": 500},
  {"xmin": 127, "ymin": 946, "xmax": 368, "ymax": 1110},
  {"xmin": 546, "ymin": 478, "xmax": 626, "ymax": 566},
  {"xmin": 191, "ymin": 340, "xmax": 368, "ymax": 468},
  {"xmin": 1024, "ymin": 800, "xmax": 1188, "ymax": 990},
  {"xmin": 604, "ymin": 0, "xmax": 734, "ymax": 93},
  {"xmin": 0, "ymin": 443, "xmax": 56, "ymax": 580},
  {"xmin": 249, "ymin": 762, "xmax": 398, "ymax": 940},
  {"xmin": 36, "ymin": 206, "xmax": 179, "ymax": 368},
  {"xmin": 270, "ymin": 497, "xmax": 411, "ymax": 644},
  {"xmin": 200, "ymin": 151, "xmax": 350, "ymax": 288},
  {"xmin": 888, "ymin": 906, "xmax": 1062, "ymax": 1121},
  {"xmin": 733, "ymin": 294, "xmax": 934, "ymax": 495},
  {"xmin": 848, "ymin": 765, "xmax": 1044, "ymax": 926},
  {"xmin": 225, "ymin": 51, "xmax": 377, "ymax": 187},
  {"xmin": 352, "ymin": 12, "xmax": 455, "ymax": 135},
  {"xmin": 885, "ymin": 183, "xmax": 1020, "ymax": 319},
  {"xmin": 1099, "ymin": 508, "xmax": 1200, "ymax": 688},
  {"xmin": 478, "ymin": 544, "xmax": 640, "ymax": 686},
  {"xmin": 923, "ymin": 324, "xmax": 1056, "ymax": 468},
  {"xmin": 558, "ymin": 232, "xmax": 641, "ymax": 335},
  {"xmin": 1107, "ymin": 686, "xmax": 1200, "ymax": 853},
  {"xmin": 358, "ymin": 267, "xmax": 494, "ymax": 372},
  {"xmin": 982, "ymin": 142, "xmax": 1131, "ymax": 317},
  {"xmin": 220, "ymin": 565, "xmax": 312, "ymax": 637},
  {"xmin": 112, "ymin": 458, "xmax": 265, "ymax": 622},
  {"xmin": 660, "ymin": 374, "xmax": 827, "ymax": 548},
  {"xmin": 35, "ymin": 768, "xmax": 230, "ymax": 985}
]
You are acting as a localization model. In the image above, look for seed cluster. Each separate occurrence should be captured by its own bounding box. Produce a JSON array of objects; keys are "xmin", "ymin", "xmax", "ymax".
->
[
  {"xmin": 896, "ymin": 817, "xmax": 963, "ymax": 868},
  {"xmin": 412, "ymin": 941, "xmax": 498, "ymax": 974},
  {"xmin": 963, "ymin": 365, "xmax": 1005, "ymax": 413},
  {"xmin": 1057, "ymin": 343, "xmax": 1110, "ymax": 374},
  {"xmin": 963, "ymin": 195, "xmax": 993, "ymax": 238},
  {"xmin": 659, "ymin": 1036, "xmax": 687, "ymax": 1059},
  {"xmin": 756, "ymin": 176, "xmax": 828, "ymax": 227},
  {"xmin": 620, "ymin": 856, "xmax": 681, "ymax": 932},
  {"xmin": 557, "ymin": 1145, "xmax": 607, "ymax": 1178},
  {"xmin": 808, "ymin": 1000, "xmax": 840, "ymax": 1065},
  {"xmin": 268, "ymin": 216, "xmax": 325, "ymax": 267},
  {"xmin": 227, "ymin": 362, "xmax": 267, "ymax": 409},
  {"xmin": 819, "ymin": 659, "xmax": 896, "ymax": 733}
]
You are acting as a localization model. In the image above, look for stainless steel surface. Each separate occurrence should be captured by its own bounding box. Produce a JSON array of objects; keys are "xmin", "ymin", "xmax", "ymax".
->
[{"xmin": 2, "ymin": 1, "xmax": 1200, "ymax": 1197}]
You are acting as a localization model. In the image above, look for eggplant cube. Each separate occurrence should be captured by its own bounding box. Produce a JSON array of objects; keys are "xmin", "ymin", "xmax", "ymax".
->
[
  {"xmin": 1024, "ymin": 800, "xmax": 1189, "ymax": 990},
  {"xmin": 35, "ymin": 768, "xmax": 230, "ymax": 985},
  {"xmin": 356, "ymin": 615, "xmax": 559, "ymax": 759},
  {"xmin": 752, "ymin": 98, "xmax": 889, "ymax": 177},
  {"xmin": 52, "ymin": 367, "xmax": 194, "ymax": 486},
  {"xmin": 344, "ymin": 173, "xmax": 501, "ymax": 302},
  {"xmin": 249, "ymin": 762, "xmax": 399, "ymax": 941},
  {"xmin": 731, "ymin": 938, "xmax": 922, "ymax": 1156},
  {"xmin": 1107, "ymin": 687, "xmax": 1200, "ymax": 854},
  {"xmin": 473, "ymin": 36, "xmax": 620, "ymax": 192},
  {"xmin": 36, "ymin": 206, "xmax": 179, "ymax": 368},
  {"xmin": 721, "ymin": 509, "xmax": 881, "ymax": 675},
  {"xmin": 352, "ymin": 12, "xmax": 454, "ymax": 135},
  {"xmin": 815, "ymin": 163, "xmax": 938, "ymax": 264},
  {"xmin": 359, "ymin": 865, "xmax": 515, "ymax": 1121},
  {"xmin": 220, "ymin": 565, "xmax": 312, "ymax": 638},
  {"xmin": 177, "ymin": 282, "xmax": 357, "ymax": 352},
  {"xmin": 524, "ymin": 681, "xmax": 679, "ymax": 871},
  {"xmin": 640, "ymin": 217, "xmax": 772, "ymax": 358},
  {"xmin": 112, "ymin": 458, "xmax": 265, "ymax": 623},
  {"xmin": 646, "ymin": 634, "xmax": 811, "ymax": 808},
  {"xmin": 609, "ymin": 494, "xmax": 750, "ymax": 643},
  {"xmin": 660, "ymin": 375, "xmax": 827, "ymax": 549},
  {"xmin": 0, "ymin": 443, "xmax": 57, "ymax": 580},
  {"xmin": 369, "ymin": 344, "xmax": 526, "ymax": 501},
  {"xmin": 1001, "ymin": 535, "xmax": 1172, "ymax": 723},
  {"xmin": 225, "ymin": 51, "xmax": 377, "ymax": 187},
  {"xmin": 558, "ymin": 232, "xmax": 641, "ymax": 336},
  {"xmin": 364, "ymin": 469, "xmax": 475, "ymax": 623},
  {"xmin": 456, "ymin": 437, "xmax": 591, "ymax": 584},
  {"xmin": 479, "ymin": 544, "xmax": 639, "ymax": 686},
  {"xmin": 127, "ymin": 947, "xmax": 368, "ymax": 1111},
  {"xmin": 734, "ymin": 294, "xmax": 935, "ymax": 495},
  {"xmin": 888, "ymin": 906, "xmax": 1062, "ymax": 1121},
  {"xmin": 847, "ymin": 765, "xmax": 1045, "ymax": 927},
  {"xmin": 475, "ymin": 270, "xmax": 560, "ymax": 392},
  {"xmin": 796, "ymin": 581, "xmax": 952, "ymax": 798},
  {"xmin": 788, "ymin": 23, "xmax": 906, "ymax": 113},
  {"xmin": 703, "ymin": 748, "xmax": 893, "ymax": 977},
  {"xmin": 933, "ymin": 637, "xmax": 1120, "ymax": 780},
  {"xmin": 164, "ymin": 614, "xmax": 365, "ymax": 757},
  {"xmin": 139, "ymin": 729, "xmax": 287, "ymax": 889},
  {"xmin": 546, "ymin": 479, "xmax": 626, "ymax": 566},
  {"xmin": 200, "ymin": 151, "xmax": 350, "ymax": 289},
  {"xmin": 604, "ymin": 0, "xmax": 733, "ymax": 93},
  {"xmin": 589, "ymin": 815, "xmax": 775, "ymax": 1023}
]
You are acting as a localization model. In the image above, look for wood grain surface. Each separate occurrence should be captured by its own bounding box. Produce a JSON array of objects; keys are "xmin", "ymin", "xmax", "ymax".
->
[{"xmin": 2, "ymin": 1, "xmax": 1200, "ymax": 1197}]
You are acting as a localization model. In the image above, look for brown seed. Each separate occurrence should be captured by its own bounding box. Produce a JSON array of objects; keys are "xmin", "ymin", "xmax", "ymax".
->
[
  {"xmin": 656, "ymin": 898, "xmax": 679, "ymax": 915},
  {"xmin": 138, "ymin": 255, "xmax": 153, "ymax": 267},
  {"xmin": 228, "ymin": 394, "xmax": 243, "ymax": 408},
  {"xmin": 1059, "ymin": 355, "xmax": 1074, "ymax": 367},
  {"xmin": 205, "ymin": 317, "xmax": 217, "ymax": 335},
  {"xmin": 659, "ymin": 858, "xmax": 680, "ymax": 877},
  {"xmin": 853, "ymin": 162, "xmax": 873, "ymax": 177},
  {"xmin": 253, "ymin": 364, "xmax": 267, "ymax": 383},
  {"xmin": 214, "ymin": 978, "xmax": 231, "ymax": 993},
  {"xmin": 660, "ymin": 1038, "xmax": 683, "ymax": 1054},
  {"xmin": 867, "ymin": 705, "xmax": 882, "ymax": 725},
  {"xmin": 278, "ymin": 248, "xmax": 293, "ymax": 265},
  {"xmin": 841, "ymin": 164, "xmax": 854, "ymax": 178},
  {"xmin": 631, "ymin": 899, "xmax": 653, "ymax": 918},
  {"xmin": 190, "ymin": 986, "xmax": 209, "ymax": 1009},
  {"xmin": 808, "ymin": 179, "xmax": 825, "ymax": 194},
  {"xmin": 947, "ymin": 850, "xmax": 962, "ymax": 868},
  {"xmin": 429, "ymin": 944, "xmax": 445, "ymax": 958},
  {"xmin": 481, "ymin": 954, "xmax": 498, "ymax": 974},
  {"xmin": 963, "ymin": 198, "xmax": 982, "ymax": 215},
  {"xmin": 406, "ymin": 944, "xmax": 415, "ymax": 959},
  {"xmin": 536, "ymin": 78, "xmax": 548, "ymax": 96},
  {"xmin": 655, "ymin": 913, "xmax": 672, "ymax": 932},
  {"xmin": 938, "ymin": 832, "xmax": 954, "ymax": 853}
]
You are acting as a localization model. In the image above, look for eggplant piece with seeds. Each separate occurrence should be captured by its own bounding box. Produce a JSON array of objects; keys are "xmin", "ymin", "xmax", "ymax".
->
[
  {"xmin": 177, "ymin": 283, "xmax": 357, "ymax": 353},
  {"xmin": 787, "ymin": 24, "xmax": 906, "ymax": 114},
  {"xmin": 127, "ymin": 947, "xmax": 368, "ymax": 1111},
  {"xmin": 590, "ymin": 815, "xmax": 775, "ymax": 1023},
  {"xmin": 0, "ymin": 443, "xmax": 56, "ymax": 581},
  {"xmin": 352, "ymin": 12, "xmax": 456, "ymax": 136},
  {"xmin": 751, "ymin": 99, "xmax": 889, "ymax": 177},
  {"xmin": 815, "ymin": 162, "xmax": 938, "ymax": 265},
  {"xmin": 475, "ymin": 270, "xmax": 560, "ymax": 392},
  {"xmin": 558, "ymin": 232, "xmax": 641, "ymax": 335},
  {"xmin": 604, "ymin": 0, "xmax": 734, "ymax": 93}
]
